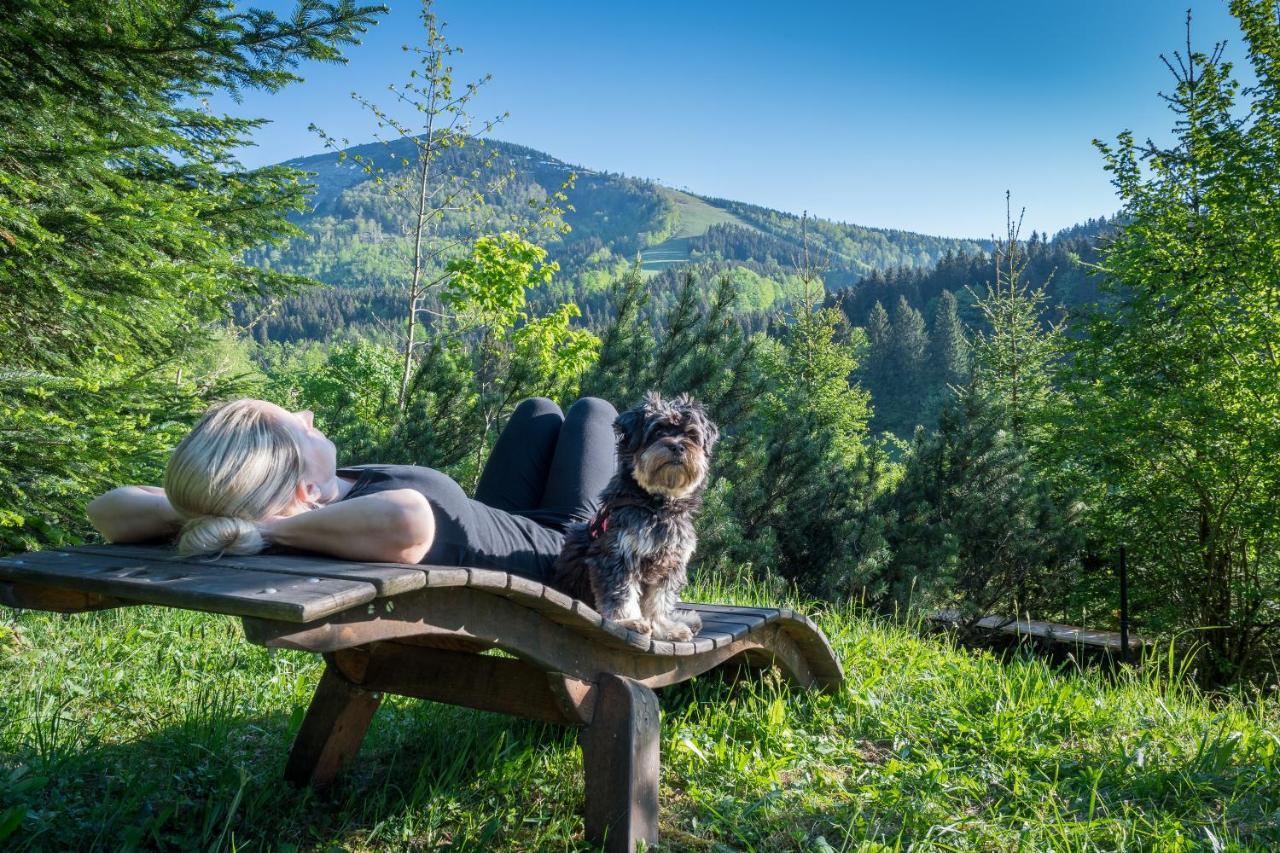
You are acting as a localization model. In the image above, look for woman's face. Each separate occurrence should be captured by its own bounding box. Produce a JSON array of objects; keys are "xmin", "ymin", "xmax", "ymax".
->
[{"xmin": 256, "ymin": 401, "xmax": 340, "ymax": 503}]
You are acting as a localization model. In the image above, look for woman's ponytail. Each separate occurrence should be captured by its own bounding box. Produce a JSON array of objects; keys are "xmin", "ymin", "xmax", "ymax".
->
[{"xmin": 176, "ymin": 515, "xmax": 267, "ymax": 557}]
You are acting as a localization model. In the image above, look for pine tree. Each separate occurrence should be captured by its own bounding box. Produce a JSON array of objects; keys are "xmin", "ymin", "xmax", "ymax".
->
[
  {"xmin": 578, "ymin": 264, "xmax": 654, "ymax": 406},
  {"xmin": 1060, "ymin": 4, "xmax": 1280, "ymax": 684},
  {"xmin": 714, "ymin": 256, "xmax": 885, "ymax": 592},
  {"xmin": 891, "ymin": 296, "xmax": 929, "ymax": 387},
  {"xmin": 874, "ymin": 386, "xmax": 1082, "ymax": 620},
  {"xmin": 0, "ymin": 0, "xmax": 381, "ymax": 551},
  {"xmin": 929, "ymin": 289, "xmax": 970, "ymax": 390},
  {"xmin": 862, "ymin": 300, "xmax": 893, "ymax": 402},
  {"xmin": 870, "ymin": 295, "xmax": 928, "ymax": 435},
  {"xmin": 968, "ymin": 195, "xmax": 1064, "ymax": 450}
]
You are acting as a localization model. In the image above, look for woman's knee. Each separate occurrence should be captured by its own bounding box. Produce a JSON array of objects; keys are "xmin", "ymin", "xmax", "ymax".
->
[
  {"xmin": 566, "ymin": 396, "xmax": 618, "ymax": 421},
  {"xmin": 514, "ymin": 397, "xmax": 564, "ymax": 420}
]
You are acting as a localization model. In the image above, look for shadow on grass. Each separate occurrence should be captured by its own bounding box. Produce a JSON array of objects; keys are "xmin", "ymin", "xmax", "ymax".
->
[{"xmin": 2, "ymin": 692, "xmax": 595, "ymax": 851}]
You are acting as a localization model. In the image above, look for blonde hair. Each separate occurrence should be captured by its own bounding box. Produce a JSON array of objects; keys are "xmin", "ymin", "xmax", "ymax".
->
[{"xmin": 164, "ymin": 399, "xmax": 304, "ymax": 557}]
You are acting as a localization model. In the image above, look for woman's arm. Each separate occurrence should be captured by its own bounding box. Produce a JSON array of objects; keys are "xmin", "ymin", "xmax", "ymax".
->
[
  {"xmin": 86, "ymin": 485, "xmax": 182, "ymax": 543},
  {"xmin": 262, "ymin": 489, "xmax": 435, "ymax": 564}
]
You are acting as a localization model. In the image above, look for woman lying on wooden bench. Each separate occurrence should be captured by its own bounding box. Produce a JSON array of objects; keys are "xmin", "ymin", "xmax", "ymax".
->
[
  {"xmin": 87, "ymin": 396, "xmax": 620, "ymax": 581},
  {"xmin": 16, "ymin": 395, "xmax": 842, "ymax": 852}
]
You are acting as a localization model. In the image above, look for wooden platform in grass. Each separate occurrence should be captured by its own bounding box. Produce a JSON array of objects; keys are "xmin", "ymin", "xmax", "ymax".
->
[
  {"xmin": 0, "ymin": 544, "xmax": 842, "ymax": 852},
  {"xmin": 932, "ymin": 609, "xmax": 1144, "ymax": 655}
]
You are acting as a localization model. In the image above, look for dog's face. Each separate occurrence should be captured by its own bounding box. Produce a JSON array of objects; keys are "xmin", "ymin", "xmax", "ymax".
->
[{"xmin": 614, "ymin": 392, "xmax": 719, "ymax": 499}]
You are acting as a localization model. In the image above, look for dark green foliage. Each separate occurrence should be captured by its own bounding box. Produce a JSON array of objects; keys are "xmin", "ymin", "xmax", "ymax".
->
[
  {"xmin": 860, "ymin": 296, "xmax": 931, "ymax": 438},
  {"xmin": 1057, "ymin": 2, "xmax": 1280, "ymax": 685},
  {"xmin": 581, "ymin": 268, "xmax": 756, "ymax": 426},
  {"xmin": 579, "ymin": 266, "xmax": 656, "ymax": 406},
  {"xmin": 265, "ymin": 338, "xmax": 399, "ymax": 463},
  {"xmin": 869, "ymin": 387, "xmax": 1083, "ymax": 619},
  {"xmin": 838, "ymin": 220, "xmax": 1112, "ymax": 335},
  {"xmin": 0, "ymin": 0, "xmax": 380, "ymax": 551},
  {"xmin": 717, "ymin": 291, "xmax": 886, "ymax": 593},
  {"xmin": 889, "ymin": 297, "xmax": 930, "ymax": 409},
  {"xmin": 929, "ymin": 290, "xmax": 970, "ymax": 391}
]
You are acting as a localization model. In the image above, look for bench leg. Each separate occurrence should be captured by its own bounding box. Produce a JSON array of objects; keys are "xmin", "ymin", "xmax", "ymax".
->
[
  {"xmin": 284, "ymin": 665, "xmax": 383, "ymax": 788},
  {"xmin": 578, "ymin": 673, "xmax": 660, "ymax": 851}
]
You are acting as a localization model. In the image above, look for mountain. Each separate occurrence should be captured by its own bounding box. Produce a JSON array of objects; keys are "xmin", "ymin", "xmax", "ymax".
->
[{"xmin": 243, "ymin": 138, "xmax": 986, "ymax": 342}]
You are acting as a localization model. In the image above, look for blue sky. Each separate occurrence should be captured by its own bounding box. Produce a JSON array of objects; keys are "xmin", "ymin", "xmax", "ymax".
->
[{"xmin": 215, "ymin": 1, "xmax": 1252, "ymax": 238}]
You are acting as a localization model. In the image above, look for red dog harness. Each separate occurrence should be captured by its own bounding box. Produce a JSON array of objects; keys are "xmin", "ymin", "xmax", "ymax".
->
[{"xmin": 587, "ymin": 496, "xmax": 655, "ymax": 540}]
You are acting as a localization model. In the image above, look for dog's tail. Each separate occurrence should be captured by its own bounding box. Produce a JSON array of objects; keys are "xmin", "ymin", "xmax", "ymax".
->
[{"xmin": 551, "ymin": 521, "xmax": 597, "ymax": 608}]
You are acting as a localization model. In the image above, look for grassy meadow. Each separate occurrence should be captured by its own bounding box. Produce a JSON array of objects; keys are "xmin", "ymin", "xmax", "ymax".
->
[
  {"xmin": 2, "ymin": 578, "xmax": 1279, "ymax": 852},
  {"xmin": 639, "ymin": 190, "xmax": 751, "ymax": 275}
]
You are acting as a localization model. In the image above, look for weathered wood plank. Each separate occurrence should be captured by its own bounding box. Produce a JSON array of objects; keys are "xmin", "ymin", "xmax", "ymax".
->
[
  {"xmin": 696, "ymin": 614, "xmax": 765, "ymax": 640},
  {"xmin": 422, "ymin": 566, "xmax": 470, "ymax": 587},
  {"xmin": 284, "ymin": 665, "xmax": 383, "ymax": 788},
  {"xmin": 685, "ymin": 603, "xmax": 780, "ymax": 620},
  {"xmin": 0, "ymin": 550, "xmax": 374, "ymax": 622},
  {"xmin": 332, "ymin": 643, "xmax": 596, "ymax": 725},
  {"xmin": 694, "ymin": 629, "xmax": 738, "ymax": 649},
  {"xmin": 579, "ymin": 673, "xmax": 660, "ymax": 852},
  {"xmin": 931, "ymin": 610, "xmax": 1144, "ymax": 652},
  {"xmin": 70, "ymin": 544, "xmax": 427, "ymax": 597},
  {"xmin": 0, "ymin": 580, "xmax": 126, "ymax": 614}
]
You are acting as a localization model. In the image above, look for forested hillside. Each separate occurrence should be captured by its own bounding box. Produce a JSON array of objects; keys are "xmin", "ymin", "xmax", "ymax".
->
[
  {"xmin": 832, "ymin": 217, "xmax": 1115, "ymax": 438},
  {"xmin": 240, "ymin": 137, "xmax": 984, "ymax": 342}
]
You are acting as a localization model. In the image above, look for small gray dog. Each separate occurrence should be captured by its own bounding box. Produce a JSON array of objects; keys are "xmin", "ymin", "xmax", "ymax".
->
[{"xmin": 553, "ymin": 391, "xmax": 719, "ymax": 641}]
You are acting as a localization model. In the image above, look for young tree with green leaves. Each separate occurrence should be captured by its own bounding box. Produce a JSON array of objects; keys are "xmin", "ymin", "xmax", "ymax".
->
[
  {"xmin": 437, "ymin": 233, "xmax": 599, "ymax": 485},
  {"xmin": 311, "ymin": 0, "xmax": 513, "ymax": 409},
  {"xmin": 0, "ymin": 0, "xmax": 381, "ymax": 551},
  {"xmin": 1060, "ymin": 3, "xmax": 1280, "ymax": 684},
  {"xmin": 968, "ymin": 197, "xmax": 1065, "ymax": 450}
]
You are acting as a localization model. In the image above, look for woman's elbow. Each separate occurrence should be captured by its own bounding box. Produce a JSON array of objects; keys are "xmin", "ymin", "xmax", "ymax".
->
[
  {"xmin": 86, "ymin": 489, "xmax": 127, "ymax": 541},
  {"xmin": 383, "ymin": 489, "xmax": 435, "ymax": 563}
]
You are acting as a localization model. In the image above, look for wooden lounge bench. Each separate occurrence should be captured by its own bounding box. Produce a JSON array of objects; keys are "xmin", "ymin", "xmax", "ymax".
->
[{"xmin": 0, "ymin": 544, "xmax": 843, "ymax": 851}]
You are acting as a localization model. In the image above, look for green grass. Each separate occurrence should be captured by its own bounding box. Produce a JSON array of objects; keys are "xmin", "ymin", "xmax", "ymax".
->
[
  {"xmin": 639, "ymin": 190, "xmax": 752, "ymax": 276},
  {"xmin": 2, "ymin": 580, "xmax": 1279, "ymax": 851}
]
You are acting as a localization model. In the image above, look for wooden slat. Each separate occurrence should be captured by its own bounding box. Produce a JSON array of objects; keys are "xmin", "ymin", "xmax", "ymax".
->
[
  {"xmin": 697, "ymin": 614, "xmax": 765, "ymax": 639},
  {"xmin": 931, "ymin": 610, "xmax": 1143, "ymax": 652},
  {"xmin": 69, "ymin": 545, "xmax": 426, "ymax": 597},
  {"xmin": 694, "ymin": 629, "xmax": 738, "ymax": 649},
  {"xmin": 684, "ymin": 603, "xmax": 780, "ymax": 621},
  {"xmin": 422, "ymin": 566, "xmax": 470, "ymax": 587},
  {"xmin": 0, "ymin": 550, "xmax": 374, "ymax": 623}
]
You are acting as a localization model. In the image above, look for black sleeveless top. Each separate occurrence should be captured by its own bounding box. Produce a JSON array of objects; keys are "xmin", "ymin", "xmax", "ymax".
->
[{"xmin": 336, "ymin": 464, "xmax": 564, "ymax": 582}]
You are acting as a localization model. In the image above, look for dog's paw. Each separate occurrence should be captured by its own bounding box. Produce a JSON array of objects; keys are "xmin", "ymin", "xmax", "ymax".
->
[
  {"xmin": 674, "ymin": 609, "xmax": 702, "ymax": 634},
  {"xmin": 649, "ymin": 618, "xmax": 694, "ymax": 642},
  {"xmin": 617, "ymin": 617, "xmax": 652, "ymax": 635}
]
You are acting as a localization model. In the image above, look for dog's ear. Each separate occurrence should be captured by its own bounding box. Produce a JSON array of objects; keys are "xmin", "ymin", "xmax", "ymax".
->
[
  {"xmin": 688, "ymin": 400, "xmax": 719, "ymax": 452},
  {"xmin": 702, "ymin": 415, "xmax": 720, "ymax": 453},
  {"xmin": 613, "ymin": 406, "xmax": 646, "ymax": 454}
]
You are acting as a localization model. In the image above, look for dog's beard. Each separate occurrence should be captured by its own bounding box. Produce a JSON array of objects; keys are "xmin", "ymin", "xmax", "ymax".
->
[{"xmin": 632, "ymin": 445, "xmax": 707, "ymax": 498}]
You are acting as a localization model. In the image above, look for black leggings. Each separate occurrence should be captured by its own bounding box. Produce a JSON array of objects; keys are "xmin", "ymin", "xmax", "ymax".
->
[{"xmin": 474, "ymin": 396, "xmax": 618, "ymax": 532}]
